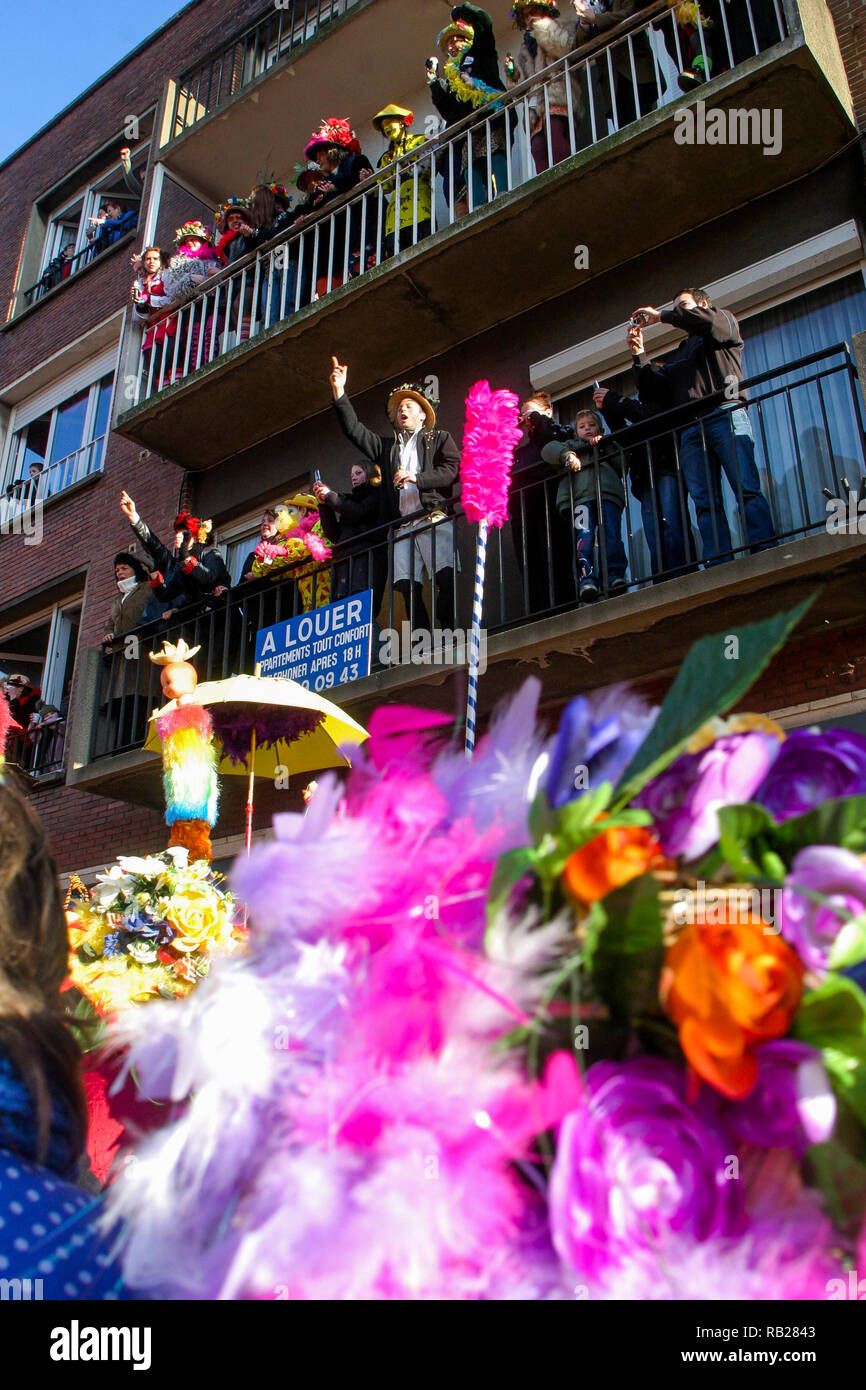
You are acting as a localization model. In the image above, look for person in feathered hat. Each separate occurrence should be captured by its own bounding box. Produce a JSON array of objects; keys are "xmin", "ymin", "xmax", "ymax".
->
[
  {"xmin": 301, "ymin": 119, "xmax": 375, "ymax": 290},
  {"xmin": 426, "ymin": 5, "xmax": 507, "ymax": 215},
  {"xmin": 504, "ymin": 1, "xmax": 591, "ymax": 172},
  {"xmin": 373, "ymin": 105, "xmax": 433, "ymax": 256},
  {"xmin": 330, "ymin": 355, "xmax": 459, "ymax": 631},
  {"xmin": 119, "ymin": 490, "xmax": 231, "ymax": 626},
  {"xmin": 162, "ymin": 221, "xmax": 222, "ymax": 302}
]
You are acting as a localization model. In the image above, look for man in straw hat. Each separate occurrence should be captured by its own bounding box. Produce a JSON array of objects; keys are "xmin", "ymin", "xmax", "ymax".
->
[{"xmin": 330, "ymin": 355, "xmax": 459, "ymax": 630}]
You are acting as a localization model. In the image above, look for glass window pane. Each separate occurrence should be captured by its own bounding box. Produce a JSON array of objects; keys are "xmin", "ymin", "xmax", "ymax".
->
[
  {"xmin": 88, "ymin": 376, "xmax": 114, "ymax": 472},
  {"xmin": 49, "ymin": 391, "xmax": 88, "ymax": 467}
]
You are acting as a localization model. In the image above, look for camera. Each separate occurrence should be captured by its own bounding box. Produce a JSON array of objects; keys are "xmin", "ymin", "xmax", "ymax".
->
[{"xmin": 629, "ymin": 311, "xmax": 649, "ymax": 328}]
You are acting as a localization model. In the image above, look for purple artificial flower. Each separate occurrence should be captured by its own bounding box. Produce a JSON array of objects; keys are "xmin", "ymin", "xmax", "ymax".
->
[
  {"xmin": 720, "ymin": 1040, "xmax": 836, "ymax": 1157},
  {"xmin": 101, "ymin": 930, "xmax": 126, "ymax": 958},
  {"xmin": 635, "ymin": 731, "xmax": 779, "ymax": 862},
  {"xmin": 778, "ymin": 845, "xmax": 866, "ymax": 974},
  {"xmin": 755, "ymin": 728, "xmax": 866, "ymax": 821},
  {"xmin": 545, "ymin": 687, "xmax": 656, "ymax": 809},
  {"xmin": 548, "ymin": 1057, "xmax": 742, "ymax": 1286}
]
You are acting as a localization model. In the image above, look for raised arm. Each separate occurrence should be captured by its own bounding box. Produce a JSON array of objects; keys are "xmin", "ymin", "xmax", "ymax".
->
[{"xmin": 330, "ymin": 357, "xmax": 388, "ymax": 463}]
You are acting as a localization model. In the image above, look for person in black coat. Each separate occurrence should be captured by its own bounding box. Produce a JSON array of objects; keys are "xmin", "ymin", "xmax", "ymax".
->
[
  {"xmin": 303, "ymin": 121, "xmax": 375, "ymax": 290},
  {"xmin": 427, "ymin": 5, "xmax": 507, "ymax": 213},
  {"xmin": 512, "ymin": 393, "xmax": 578, "ymax": 613},
  {"xmin": 314, "ymin": 462, "xmax": 387, "ymax": 613},
  {"xmin": 329, "ymin": 356, "xmax": 460, "ymax": 629},
  {"xmin": 118, "ymin": 491, "xmax": 230, "ymax": 624}
]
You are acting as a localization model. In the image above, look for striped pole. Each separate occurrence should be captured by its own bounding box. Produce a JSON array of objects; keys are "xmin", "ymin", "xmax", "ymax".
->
[{"xmin": 465, "ymin": 518, "xmax": 488, "ymax": 758}]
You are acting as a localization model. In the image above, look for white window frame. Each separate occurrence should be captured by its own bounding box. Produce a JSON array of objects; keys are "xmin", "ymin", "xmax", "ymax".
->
[
  {"xmin": 1, "ymin": 353, "xmax": 118, "ymax": 502},
  {"xmin": 34, "ymin": 150, "xmax": 148, "ymax": 288}
]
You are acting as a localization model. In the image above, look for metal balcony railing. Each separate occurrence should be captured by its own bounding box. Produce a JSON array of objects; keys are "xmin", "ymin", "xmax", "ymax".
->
[
  {"xmin": 130, "ymin": 0, "xmax": 788, "ymax": 408},
  {"xmin": 22, "ymin": 221, "xmax": 139, "ymax": 310},
  {"xmin": 7, "ymin": 718, "xmax": 67, "ymax": 778},
  {"xmin": 165, "ymin": 0, "xmax": 359, "ymax": 141},
  {"xmin": 92, "ymin": 345, "xmax": 865, "ymax": 760},
  {"xmin": 1, "ymin": 436, "xmax": 106, "ymax": 525}
]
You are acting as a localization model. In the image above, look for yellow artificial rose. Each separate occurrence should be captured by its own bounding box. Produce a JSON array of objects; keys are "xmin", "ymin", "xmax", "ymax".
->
[{"xmin": 166, "ymin": 887, "xmax": 227, "ymax": 953}]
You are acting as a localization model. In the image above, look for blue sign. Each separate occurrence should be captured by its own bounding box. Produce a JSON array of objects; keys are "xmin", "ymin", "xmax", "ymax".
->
[{"xmin": 254, "ymin": 590, "xmax": 373, "ymax": 691}]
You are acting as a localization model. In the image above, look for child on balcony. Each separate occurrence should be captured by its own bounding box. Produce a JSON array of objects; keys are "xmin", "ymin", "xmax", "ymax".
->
[{"xmin": 541, "ymin": 408, "xmax": 629, "ymax": 601}]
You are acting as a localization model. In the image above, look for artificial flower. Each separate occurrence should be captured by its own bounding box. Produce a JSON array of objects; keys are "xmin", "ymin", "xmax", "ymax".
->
[
  {"xmin": 166, "ymin": 886, "xmax": 228, "ymax": 953},
  {"xmin": 778, "ymin": 845, "xmax": 866, "ymax": 973},
  {"xmin": 545, "ymin": 688, "xmax": 656, "ymax": 809},
  {"xmin": 687, "ymin": 713, "xmax": 786, "ymax": 754},
  {"xmin": 720, "ymin": 1040, "xmax": 836, "ymax": 1155},
  {"xmin": 755, "ymin": 728, "xmax": 866, "ymax": 820},
  {"xmin": 548, "ymin": 1057, "xmax": 741, "ymax": 1286},
  {"xmin": 660, "ymin": 915, "xmax": 804, "ymax": 1098},
  {"xmin": 636, "ymin": 731, "xmax": 780, "ymax": 861},
  {"xmin": 563, "ymin": 825, "xmax": 668, "ymax": 905}
]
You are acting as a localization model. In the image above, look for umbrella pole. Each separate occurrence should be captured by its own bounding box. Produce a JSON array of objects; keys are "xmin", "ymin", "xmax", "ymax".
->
[{"xmin": 245, "ymin": 724, "xmax": 257, "ymax": 856}]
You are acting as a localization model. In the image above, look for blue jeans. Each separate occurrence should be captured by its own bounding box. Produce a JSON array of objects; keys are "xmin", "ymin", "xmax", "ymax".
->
[
  {"xmin": 259, "ymin": 257, "xmax": 299, "ymax": 327},
  {"xmin": 679, "ymin": 408, "xmax": 776, "ymax": 566},
  {"xmin": 639, "ymin": 472, "xmax": 690, "ymax": 577},
  {"xmin": 469, "ymin": 151, "xmax": 508, "ymax": 208},
  {"xmin": 570, "ymin": 498, "xmax": 628, "ymax": 586}
]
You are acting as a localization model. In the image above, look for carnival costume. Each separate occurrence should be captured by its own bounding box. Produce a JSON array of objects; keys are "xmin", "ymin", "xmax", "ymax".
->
[{"xmin": 250, "ymin": 493, "xmax": 332, "ymax": 610}]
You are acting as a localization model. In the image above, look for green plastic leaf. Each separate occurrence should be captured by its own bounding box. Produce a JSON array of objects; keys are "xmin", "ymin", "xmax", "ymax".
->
[
  {"xmin": 76, "ymin": 943, "xmax": 98, "ymax": 963},
  {"xmin": 805, "ymin": 1139, "xmax": 866, "ymax": 1238},
  {"xmin": 716, "ymin": 802, "xmax": 778, "ymax": 879},
  {"xmin": 767, "ymin": 797, "xmax": 866, "ymax": 859},
  {"xmin": 828, "ymin": 913, "xmax": 866, "ymax": 972},
  {"xmin": 528, "ymin": 788, "xmax": 555, "ymax": 846},
  {"xmin": 583, "ymin": 874, "xmax": 665, "ymax": 1024},
  {"xmin": 793, "ymin": 975, "xmax": 866, "ymax": 1128},
  {"xmin": 486, "ymin": 846, "xmax": 536, "ymax": 926},
  {"xmin": 614, "ymin": 596, "xmax": 815, "ymax": 805}
]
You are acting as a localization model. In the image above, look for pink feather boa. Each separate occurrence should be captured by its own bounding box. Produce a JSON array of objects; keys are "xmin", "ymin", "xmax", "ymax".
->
[
  {"xmin": 460, "ymin": 379, "xmax": 522, "ymax": 528},
  {"xmin": 254, "ymin": 512, "xmax": 332, "ymax": 564}
]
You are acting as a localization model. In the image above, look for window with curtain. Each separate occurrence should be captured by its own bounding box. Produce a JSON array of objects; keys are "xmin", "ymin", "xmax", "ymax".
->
[{"xmin": 556, "ymin": 272, "xmax": 866, "ymax": 581}]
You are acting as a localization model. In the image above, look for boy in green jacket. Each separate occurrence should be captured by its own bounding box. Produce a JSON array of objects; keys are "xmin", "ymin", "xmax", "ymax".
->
[{"xmin": 541, "ymin": 408, "xmax": 629, "ymax": 601}]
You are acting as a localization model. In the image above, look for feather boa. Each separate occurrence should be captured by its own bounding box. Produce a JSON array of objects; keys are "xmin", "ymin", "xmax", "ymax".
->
[
  {"xmin": 459, "ymin": 380, "xmax": 522, "ymax": 527},
  {"xmin": 209, "ymin": 704, "xmax": 323, "ymax": 768},
  {"xmin": 156, "ymin": 704, "xmax": 218, "ymax": 827},
  {"xmin": 444, "ymin": 58, "xmax": 503, "ymax": 109}
]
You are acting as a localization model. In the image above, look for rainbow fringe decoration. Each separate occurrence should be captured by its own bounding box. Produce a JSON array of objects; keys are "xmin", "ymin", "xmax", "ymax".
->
[
  {"xmin": 0, "ymin": 693, "xmax": 17, "ymax": 777},
  {"xmin": 155, "ymin": 704, "xmax": 219, "ymax": 861},
  {"xmin": 459, "ymin": 380, "xmax": 522, "ymax": 757}
]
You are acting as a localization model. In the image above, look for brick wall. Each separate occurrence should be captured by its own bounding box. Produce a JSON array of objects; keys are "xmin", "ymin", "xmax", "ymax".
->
[{"xmin": 828, "ymin": 0, "xmax": 866, "ymax": 132}]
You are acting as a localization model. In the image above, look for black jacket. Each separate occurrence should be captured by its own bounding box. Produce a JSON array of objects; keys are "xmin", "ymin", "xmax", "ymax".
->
[
  {"xmin": 598, "ymin": 390, "xmax": 680, "ymax": 500},
  {"xmin": 635, "ymin": 302, "xmax": 748, "ymax": 414},
  {"xmin": 431, "ymin": 4, "xmax": 505, "ymax": 126},
  {"xmin": 332, "ymin": 393, "xmax": 460, "ymax": 518},
  {"xmin": 318, "ymin": 481, "xmax": 381, "ymax": 548},
  {"xmin": 129, "ymin": 517, "xmax": 230, "ymax": 612}
]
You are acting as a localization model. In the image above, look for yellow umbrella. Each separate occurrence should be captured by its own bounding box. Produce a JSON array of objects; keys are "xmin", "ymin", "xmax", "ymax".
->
[{"xmin": 144, "ymin": 672, "xmax": 368, "ymax": 851}]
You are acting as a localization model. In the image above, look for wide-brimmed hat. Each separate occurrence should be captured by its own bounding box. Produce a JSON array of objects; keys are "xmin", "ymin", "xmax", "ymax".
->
[
  {"xmin": 303, "ymin": 118, "xmax": 362, "ymax": 161},
  {"xmin": 387, "ymin": 382, "xmax": 438, "ymax": 429},
  {"xmin": 281, "ymin": 492, "xmax": 319, "ymax": 513},
  {"xmin": 510, "ymin": 0, "xmax": 560, "ymax": 22},
  {"xmin": 113, "ymin": 551, "xmax": 150, "ymax": 582},
  {"xmin": 175, "ymin": 220, "xmax": 212, "ymax": 247},
  {"xmin": 437, "ymin": 19, "xmax": 474, "ymax": 53},
  {"xmin": 372, "ymin": 104, "xmax": 415, "ymax": 133},
  {"xmin": 293, "ymin": 161, "xmax": 325, "ymax": 192}
]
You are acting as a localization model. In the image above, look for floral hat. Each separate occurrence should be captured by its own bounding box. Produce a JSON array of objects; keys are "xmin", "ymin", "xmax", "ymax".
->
[
  {"xmin": 216, "ymin": 197, "xmax": 249, "ymax": 234},
  {"xmin": 303, "ymin": 118, "xmax": 362, "ymax": 161},
  {"xmin": 510, "ymin": 0, "xmax": 560, "ymax": 21},
  {"xmin": 386, "ymin": 382, "xmax": 438, "ymax": 430},
  {"xmin": 174, "ymin": 510, "xmax": 213, "ymax": 544},
  {"xmin": 437, "ymin": 19, "xmax": 474, "ymax": 54},
  {"xmin": 293, "ymin": 161, "xmax": 325, "ymax": 192},
  {"xmin": 175, "ymin": 220, "xmax": 212, "ymax": 247}
]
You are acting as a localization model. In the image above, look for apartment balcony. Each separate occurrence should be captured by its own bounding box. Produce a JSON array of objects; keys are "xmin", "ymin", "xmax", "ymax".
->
[
  {"xmin": 115, "ymin": 0, "xmax": 855, "ymax": 469},
  {"xmin": 76, "ymin": 346, "xmax": 866, "ymax": 808}
]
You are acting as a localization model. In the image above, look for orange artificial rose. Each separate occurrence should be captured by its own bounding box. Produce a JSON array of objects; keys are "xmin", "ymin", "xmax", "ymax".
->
[
  {"xmin": 660, "ymin": 915, "xmax": 804, "ymax": 1100},
  {"xmin": 563, "ymin": 826, "xmax": 669, "ymax": 906}
]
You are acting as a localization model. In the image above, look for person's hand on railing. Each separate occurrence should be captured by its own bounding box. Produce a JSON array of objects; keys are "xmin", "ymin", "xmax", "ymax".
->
[
  {"xmin": 212, "ymin": 585, "xmax": 229, "ymax": 599},
  {"xmin": 162, "ymin": 609, "xmax": 176, "ymax": 621},
  {"xmin": 564, "ymin": 450, "xmax": 582, "ymax": 472},
  {"xmin": 120, "ymin": 490, "xmax": 139, "ymax": 524},
  {"xmin": 330, "ymin": 355, "xmax": 348, "ymax": 399}
]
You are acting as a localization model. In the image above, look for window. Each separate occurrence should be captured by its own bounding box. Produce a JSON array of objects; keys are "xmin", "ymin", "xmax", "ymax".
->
[
  {"xmin": 2, "ymin": 373, "xmax": 114, "ymax": 510},
  {"xmin": 21, "ymin": 142, "xmax": 149, "ymax": 311},
  {"xmin": 0, "ymin": 601, "xmax": 80, "ymax": 777}
]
